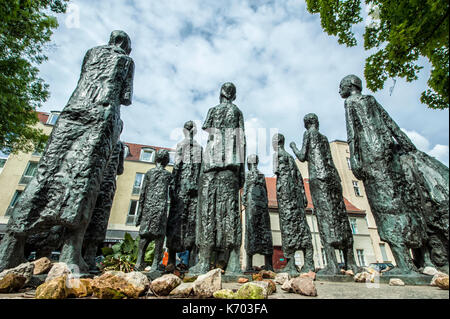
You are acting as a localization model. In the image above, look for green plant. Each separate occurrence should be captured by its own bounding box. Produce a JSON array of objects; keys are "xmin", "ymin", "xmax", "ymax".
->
[{"xmin": 99, "ymin": 233, "xmax": 155, "ymax": 272}]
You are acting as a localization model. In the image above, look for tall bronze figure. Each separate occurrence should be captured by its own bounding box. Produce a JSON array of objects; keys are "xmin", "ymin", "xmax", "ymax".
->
[
  {"xmin": 166, "ymin": 120, "xmax": 203, "ymax": 268},
  {"xmin": 273, "ymin": 133, "xmax": 315, "ymax": 275},
  {"xmin": 0, "ymin": 30, "xmax": 134, "ymax": 272},
  {"xmin": 83, "ymin": 139, "xmax": 125, "ymax": 271},
  {"xmin": 340, "ymin": 74, "xmax": 429, "ymax": 275},
  {"xmin": 135, "ymin": 149, "xmax": 173, "ymax": 271},
  {"xmin": 400, "ymin": 147, "xmax": 449, "ymax": 272},
  {"xmin": 243, "ymin": 154, "xmax": 273, "ymax": 271},
  {"xmin": 189, "ymin": 82, "xmax": 246, "ymax": 275},
  {"xmin": 290, "ymin": 113, "xmax": 359, "ymax": 274}
]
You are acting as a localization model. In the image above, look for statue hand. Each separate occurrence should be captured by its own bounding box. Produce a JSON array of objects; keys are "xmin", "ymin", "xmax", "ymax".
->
[{"xmin": 289, "ymin": 142, "xmax": 297, "ymax": 150}]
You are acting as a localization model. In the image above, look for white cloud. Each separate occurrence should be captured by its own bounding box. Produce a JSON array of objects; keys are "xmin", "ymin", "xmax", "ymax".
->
[
  {"xmin": 37, "ymin": 0, "xmax": 448, "ymax": 176},
  {"xmin": 402, "ymin": 129, "xmax": 449, "ymax": 166}
]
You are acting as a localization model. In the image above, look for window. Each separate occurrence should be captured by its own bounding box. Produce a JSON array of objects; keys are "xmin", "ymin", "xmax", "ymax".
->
[
  {"xmin": 132, "ymin": 173, "xmax": 144, "ymax": 195},
  {"xmin": 346, "ymin": 157, "xmax": 351, "ymax": 169},
  {"xmin": 349, "ymin": 218, "xmax": 358, "ymax": 234},
  {"xmin": 140, "ymin": 148, "xmax": 155, "ymax": 162},
  {"xmin": 379, "ymin": 243, "xmax": 389, "ymax": 262},
  {"xmin": 356, "ymin": 249, "xmax": 366, "ymax": 267},
  {"xmin": 46, "ymin": 111, "xmax": 60, "ymax": 126},
  {"xmin": 169, "ymin": 151, "xmax": 176, "ymax": 165},
  {"xmin": 352, "ymin": 181, "xmax": 362, "ymax": 196},
  {"xmin": 321, "ymin": 248, "xmax": 327, "ymax": 266},
  {"xmin": 19, "ymin": 162, "xmax": 38, "ymax": 184},
  {"xmin": 6, "ymin": 190, "xmax": 23, "ymax": 216},
  {"xmin": 124, "ymin": 145, "xmax": 130, "ymax": 158},
  {"xmin": 32, "ymin": 142, "xmax": 47, "ymax": 157},
  {"xmin": 0, "ymin": 152, "xmax": 8, "ymax": 174},
  {"xmin": 126, "ymin": 200, "xmax": 139, "ymax": 225}
]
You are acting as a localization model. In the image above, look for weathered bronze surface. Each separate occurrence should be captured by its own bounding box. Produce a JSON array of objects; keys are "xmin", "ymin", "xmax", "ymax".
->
[
  {"xmin": 400, "ymin": 150, "xmax": 449, "ymax": 272},
  {"xmin": 243, "ymin": 154, "xmax": 273, "ymax": 271},
  {"xmin": 83, "ymin": 140, "xmax": 125, "ymax": 270},
  {"xmin": 340, "ymin": 74, "xmax": 430, "ymax": 275},
  {"xmin": 273, "ymin": 133, "xmax": 314, "ymax": 275},
  {"xmin": 291, "ymin": 113, "xmax": 359, "ymax": 274},
  {"xmin": 135, "ymin": 149, "xmax": 173, "ymax": 271},
  {"xmin": 189, "ymin": 82, "xmax": 246, "ymax": 275},
  {"xmin": 166, "ymin": 121, "xmax": 203, "ymax": 267},
  {"xmin": 0, "ymin": 30, "xmax": 134, "ymax": 272}
]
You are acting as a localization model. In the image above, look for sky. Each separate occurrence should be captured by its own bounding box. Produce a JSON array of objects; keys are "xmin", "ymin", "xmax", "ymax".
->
[{"xmin": 38, "ymin": 0, "xmax": 449, "ymax": 175}]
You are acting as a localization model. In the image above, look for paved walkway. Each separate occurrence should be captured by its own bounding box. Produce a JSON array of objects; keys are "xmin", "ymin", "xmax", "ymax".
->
[{"xmin": 1, "ymin": 281, "xmax": 447, "ymax": 299}]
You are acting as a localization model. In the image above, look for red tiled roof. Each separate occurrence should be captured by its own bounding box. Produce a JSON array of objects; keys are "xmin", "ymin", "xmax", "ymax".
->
[
  {"xmin": 37, "ymin": 112, "xmax": 174, "ymax": 161},
  {"xmin": 37, "ymin": 112, "xmax": 49, "ymax": 124},
  {"xmin": 265, "ymin": 176, "xmax": 364, "ymax": 215},
  {"xmin": 123, "ymin": 142, "xmax": 174, "ymax": 162}
]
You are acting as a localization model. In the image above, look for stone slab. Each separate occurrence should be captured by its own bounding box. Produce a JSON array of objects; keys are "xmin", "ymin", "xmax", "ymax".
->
[
  {"xmin": 377, "ymin": 274, "xmax": 432, "ymax": 286},
  {"xmin": 315, "ymin": 274, "xmax": 355, "ymax": 283},
  {"xmin": 221, "ymin": 274, "xmax": 252, "ymax": 283}
]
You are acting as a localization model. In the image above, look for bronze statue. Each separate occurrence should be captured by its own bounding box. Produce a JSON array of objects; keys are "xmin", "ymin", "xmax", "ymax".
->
[
  {"xmin": 0, "ymin": 30, "xmax": 134, "ymax": 272},
  {"xmin": 189, "ymin": 82, "xmax": 246, "ymax": 275},
  {"xmin": 243, "ymin": 154, "xmax": 274, "ymax": 271},
  {"xmin": 166, "ymin": 121, "xmax": 203, "ymax": 268},
  {"xmin": 340, "ymin": 74, "xmax": 429, "ymax": 275},
  {"xmin": 83, "ymin": 139, "xmax": 125, "ymax": 271},
  {"xmin": 273, "ymin": 133, "xmax": 314, "ymax": 275},
  {"xmin": 135, "ymin": 149, "xmax": 173, "ymax": 271},
  {"xmin": 291, "ymin": 113, "xmax": 359, "ymax": 275}
]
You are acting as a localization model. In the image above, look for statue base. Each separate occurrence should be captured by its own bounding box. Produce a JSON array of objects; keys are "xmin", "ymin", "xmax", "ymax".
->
[{"xmin": 315, "ymin": 273, "xmax": 433, "ymax": 285}]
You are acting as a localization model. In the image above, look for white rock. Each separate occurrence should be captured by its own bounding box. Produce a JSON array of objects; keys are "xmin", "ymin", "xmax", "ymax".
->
[
  {"xmin": 430, "ymin": 272, "xmax": 448, "ymax": 286},
  {"xmin": 150, "ymin": 274, "xmax": 182, "ymax": 296},
  {"xmin": 46, "ymin": 263, "xmax": 72, "ymax": 282},
  {"xmin": 123, "ymin": 271, "xmax": 150, "ymax": 293},
  {"xmin": 389, "ymin": 278, "xmax": 405, "ymax": 286},
  {"xmin": 0, "ymin": 262, "xmax": 35, "ymax": 284},
  {"xmin": 281, "ymin": 278, "xmax": 294, "ymax": 292},
  {"xmin": 274, "ymin": 272, "xmax": 290, "ymax": 285},
  {"xmin": 193, "ymin": 268, "xmax": 222, "ymax": 298},
  {"xmin": 422, "ymin": 267, "xmax": 439, "ymax": 276},
  {"xmin": 251, "ymin": 281, "xmax": 270, "ymax": 298},
  {"xmin": 169, "ymin": 282, "xmax": 194, "ymax": 297}
]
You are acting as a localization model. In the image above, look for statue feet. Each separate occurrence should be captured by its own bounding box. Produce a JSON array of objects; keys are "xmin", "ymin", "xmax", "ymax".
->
[
  {"xmin": 317, "ymin": 265, "xmax": 341, "ymax": 276},
  {"xmin": 281, "ymin": 259, "xmax": 300, "ymax": 276},
  {"xmin": 189, "ymin": 261, "xmax": 210, "ymax": 275},
  {"xmin": 0, "ymin": 234, "xmax": 27, "ymax": 272},
  {"xmin": 386, "ymin": 267, "xmax": 421, "ymax": 276}
]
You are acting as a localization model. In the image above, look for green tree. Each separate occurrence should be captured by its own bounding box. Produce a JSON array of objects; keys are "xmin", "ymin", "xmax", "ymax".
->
[
  {"xmin": 306, "ymin": 0, "xmax": 449, "ymax": 109},
  {"xmin": 0, "ymin": 0, "xmax": 69, "ymax": 154}
]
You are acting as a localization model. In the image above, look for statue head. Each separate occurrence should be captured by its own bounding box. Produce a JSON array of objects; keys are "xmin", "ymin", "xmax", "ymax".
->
[
  {"xmin": 109, "ymin": 30, "xmax": 132, "ymax": 55},
  {"xmin": 303, "ymin": 113, "xmax": 319, "ymax": 130},
  {"xmin": 183, "ymin": 120, "xmax": 197, "ymax": 138},
  {"xmin": 339, "ymin": 74, "xmax": 362, "ymax": 98},
  {"xmin": 247, "ymin": 154, "xmax": 259, "ymax": 170},
  {"xmin": 272, "ymin": 133, "xmax": 285, "ymax": 151},
  {"xmin": 155, "ymin": 149, "xmax": 170, "ymax": 167},
  {"xmin": 220, "ymin": 82, "xmax": 236, "ymax": 103}
]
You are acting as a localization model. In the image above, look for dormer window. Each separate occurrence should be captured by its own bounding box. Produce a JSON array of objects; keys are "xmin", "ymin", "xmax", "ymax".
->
[
  {"xmin": 140, "ymin": 148, "xmax": 155, "ymax": 162},
  {"xmin": 47, "ymin": 111, "xmax": 61, "ymax": 126},
  {"xmin": 124, "ymin": 145, "xmax": 130, "ymax": 158}
]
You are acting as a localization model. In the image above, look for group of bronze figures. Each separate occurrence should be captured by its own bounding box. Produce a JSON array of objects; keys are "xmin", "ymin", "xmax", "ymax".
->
[{"xmin": 0, "ymin": 31, "xmax": 448, "ymax": 278}]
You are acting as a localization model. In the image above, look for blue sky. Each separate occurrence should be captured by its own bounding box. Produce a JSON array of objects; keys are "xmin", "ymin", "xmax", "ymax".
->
[{"xmin": 38, "ymin": 0, "xmax": 449, "ymax": 174}]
